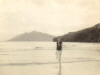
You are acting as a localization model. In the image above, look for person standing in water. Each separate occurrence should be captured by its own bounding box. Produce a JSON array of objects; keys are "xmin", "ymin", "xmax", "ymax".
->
[
  {"xmin": 56, "ymin": 36, "xmax": 62, "ymax": 60},
  {"xmin": 57, "ymin": 36, "xmax": 62, "ymax": 50}
]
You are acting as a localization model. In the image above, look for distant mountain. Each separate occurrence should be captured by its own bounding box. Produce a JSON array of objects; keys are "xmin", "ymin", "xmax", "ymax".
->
[
  {"xmin": 53, "ymin": 23, "xmax": 100, "ymax": 42},
  {"xmin": 8, "ymin": 31, "xmax": 55, "ymax": 41}
]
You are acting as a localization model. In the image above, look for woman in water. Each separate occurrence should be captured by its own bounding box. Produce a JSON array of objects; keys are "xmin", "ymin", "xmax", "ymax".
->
[
  {"xmin": 56, "ymin": 36, "xmax": 62, "ymax": 61},
  {"xmin": 57, "ymin": 36, "xmax": 62, "ymax": 50}
]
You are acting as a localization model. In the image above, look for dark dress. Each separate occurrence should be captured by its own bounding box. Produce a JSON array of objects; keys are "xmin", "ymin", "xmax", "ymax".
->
[{"xmin": 57, "ymin": 41, "xmax": 62, "ymax": 50}]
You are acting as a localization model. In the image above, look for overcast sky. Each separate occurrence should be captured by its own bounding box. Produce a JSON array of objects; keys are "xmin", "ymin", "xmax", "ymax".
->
[{"xmin": 0, "ymin": 0, "xmax": 100, "ymax": 41}]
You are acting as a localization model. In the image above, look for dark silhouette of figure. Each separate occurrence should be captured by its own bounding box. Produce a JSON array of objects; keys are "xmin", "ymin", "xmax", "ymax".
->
[
  {"xmin": 56, "ymin": 36, "xmax": 62, "ymax": 60},
  {"xmin": 57, "ymin": 36, "xmax": 62, "ymax": 50}
]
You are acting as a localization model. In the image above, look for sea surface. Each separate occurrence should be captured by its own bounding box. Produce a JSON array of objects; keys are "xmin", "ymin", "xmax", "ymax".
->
[{"xmin": 0, "ymin": 42, "xmax": 100, "ymax": 75}]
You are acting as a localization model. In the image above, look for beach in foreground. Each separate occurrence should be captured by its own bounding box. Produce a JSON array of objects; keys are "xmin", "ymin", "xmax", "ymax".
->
[{"xmin": 0, "ymin": 42, "xmax": 100, "ymax": 75}]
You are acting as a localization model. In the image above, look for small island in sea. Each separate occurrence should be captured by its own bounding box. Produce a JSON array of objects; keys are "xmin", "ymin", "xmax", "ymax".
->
[{"xmin": 8, "ymin": 31, "xmax": 55, "ymax": 41}]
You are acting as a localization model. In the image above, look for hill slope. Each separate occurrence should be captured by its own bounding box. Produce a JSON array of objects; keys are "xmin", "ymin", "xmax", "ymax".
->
[
  {"xmin": 53, "ymin": 23, "xmax": 100, "ymax": 42},
  {"xmin": 8, "ymin": 31, "xmax": 55, "ymax": 41}
]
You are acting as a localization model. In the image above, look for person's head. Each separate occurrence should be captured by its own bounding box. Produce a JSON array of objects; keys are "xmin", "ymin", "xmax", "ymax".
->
[{"xmin": 58, "ymin": 36, "xmax": 61, "ymax": 41}]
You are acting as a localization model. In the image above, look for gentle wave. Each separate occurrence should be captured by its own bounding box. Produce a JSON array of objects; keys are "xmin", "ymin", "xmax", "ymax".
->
[{"xmin": 0, "ymin": 60, "xmax": 100, "ymax": 66}]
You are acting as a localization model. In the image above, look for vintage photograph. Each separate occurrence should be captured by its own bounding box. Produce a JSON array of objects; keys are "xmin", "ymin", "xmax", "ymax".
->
[{"xmin": 0, "ymin": 0, "xmax": 100, "ymax": 75}]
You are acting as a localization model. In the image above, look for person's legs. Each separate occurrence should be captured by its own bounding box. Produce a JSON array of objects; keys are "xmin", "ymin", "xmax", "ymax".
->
[
  {"xmin": 58, "ymin": 50, "xmax": 62, "ymax": 62},
  {"xmin": 56, "ymin": 50, "xmax": 62, "ymax": 61},
  {"xmin": 56, "ymin": 50, "xmax": 59, "ymax": 59}
]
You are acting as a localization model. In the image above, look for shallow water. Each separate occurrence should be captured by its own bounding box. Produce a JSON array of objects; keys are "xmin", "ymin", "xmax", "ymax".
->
[{"xmin": 0, "ymin": 42, "xmax": 100, "ymax": 75}]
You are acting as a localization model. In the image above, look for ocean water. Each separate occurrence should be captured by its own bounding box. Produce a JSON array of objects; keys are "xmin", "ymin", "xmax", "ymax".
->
[{"xmin": 0, "ymin": 42, "xmax": 100, "ymax": 75}]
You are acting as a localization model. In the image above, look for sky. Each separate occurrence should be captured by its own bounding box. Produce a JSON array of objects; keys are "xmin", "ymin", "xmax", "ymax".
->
[{"xmin": 0, "ymin": 0, "xmax": 100, "ymax": 41}]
